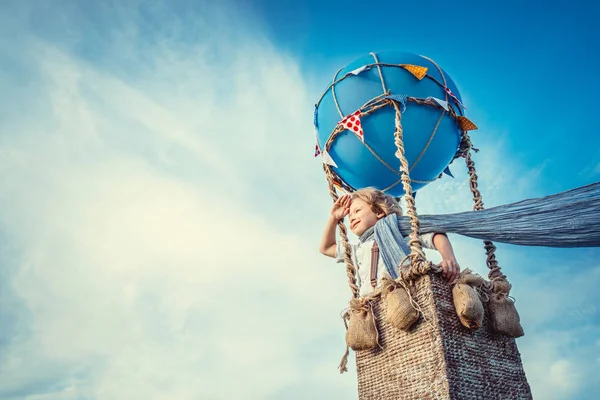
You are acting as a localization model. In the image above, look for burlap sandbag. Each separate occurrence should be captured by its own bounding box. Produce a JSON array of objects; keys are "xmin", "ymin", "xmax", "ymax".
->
[
  {"xmin": 382, "ymin": 279, "xmax": 419, "ymax": 331},
  {"xmin": 345, "ymin": 298, "xmax": 379, "ymax": 351},
  {"xmin": 461, "ymin": 270, "xmax": 486, "ymax": 288},
  {"xmin": 452, "ymin": 269, "xmax": 485, "ymax": 329},
  {"xmin": 488, "ymin": 292, "xmax": 524, "ymax": 338}
]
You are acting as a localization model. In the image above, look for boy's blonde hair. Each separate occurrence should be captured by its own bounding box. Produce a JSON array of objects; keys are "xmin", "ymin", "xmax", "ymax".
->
[{"xmin": 351, "ymin": 187, "xmax": 402, "ymax": 217}]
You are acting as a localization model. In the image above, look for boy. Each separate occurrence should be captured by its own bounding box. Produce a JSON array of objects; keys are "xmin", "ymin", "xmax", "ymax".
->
[{"xmin": 319, "ymin": 188, "xmax": 460, "ymax": 297}]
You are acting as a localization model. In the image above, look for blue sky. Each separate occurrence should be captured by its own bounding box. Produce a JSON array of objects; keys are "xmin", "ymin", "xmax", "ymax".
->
[
  {"xmin": 1, "ymin": 1, "xmax": 599, "ymax": 399},
  {"xmin": 250, "ymin": 0, "xmax": 600, "ymax": 194}
]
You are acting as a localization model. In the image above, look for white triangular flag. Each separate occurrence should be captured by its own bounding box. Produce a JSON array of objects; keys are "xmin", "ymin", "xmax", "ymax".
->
[
  {"xmin": 350, "ymin": 65, "xmax": 368, "ymax": 75},
  {"xmin": 428, "ymin": 97, "xmax": 449, "ymax": 111},
  {"xmin": 322, "ymin": 149, "xmax": 338, "ymax": 167}
]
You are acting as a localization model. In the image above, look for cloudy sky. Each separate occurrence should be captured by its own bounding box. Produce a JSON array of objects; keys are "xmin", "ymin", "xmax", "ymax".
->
[{"xmin": 1, "ymin": 1, "xmax": 599, "ymax": 399}]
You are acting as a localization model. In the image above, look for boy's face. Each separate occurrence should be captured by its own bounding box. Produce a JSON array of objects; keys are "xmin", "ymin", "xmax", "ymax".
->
[{"xmin": 349, "ymin": 198, "xmax": 384, "ymax": 236}]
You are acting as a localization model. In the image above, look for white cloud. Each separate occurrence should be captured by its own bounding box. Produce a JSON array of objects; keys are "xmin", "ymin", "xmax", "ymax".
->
[
  {"xmin": 520, "ymin": 332, "xmax": 589, "ymax": 400},
  {"xmin": 549, "ymin": 359, "xmax": 581, "ymax": 392},
  {"xmin": 0, "ymin": 4, "xmax": 353, "ymax": 399}
]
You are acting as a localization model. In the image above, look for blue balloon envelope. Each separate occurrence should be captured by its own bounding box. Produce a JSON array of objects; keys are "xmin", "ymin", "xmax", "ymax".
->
[{"xmin": 315, "ymin": 51, "xmax": 468, "ymax": 197}]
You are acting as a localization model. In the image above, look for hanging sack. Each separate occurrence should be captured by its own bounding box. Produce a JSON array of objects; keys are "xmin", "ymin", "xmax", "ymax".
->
[
  {"xmin": 345, "ymin": 298, "xmax": 379, "ymax": 351},
  {"xmin": 452, "ymin": 269, "xmax": 485, "ymax": 329},
  {"xmin": 488, "ymin": 281, "xmax": 524, "ymax": 338},
  {"xmin": 382, "ymin": 277, "xmax": 420, "ymax": 331}
]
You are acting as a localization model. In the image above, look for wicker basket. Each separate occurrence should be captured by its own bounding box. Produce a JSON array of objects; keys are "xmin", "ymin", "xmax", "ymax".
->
[{"xmin": 355, "ymin": 272, "xmax": 532, "ymax": 400}]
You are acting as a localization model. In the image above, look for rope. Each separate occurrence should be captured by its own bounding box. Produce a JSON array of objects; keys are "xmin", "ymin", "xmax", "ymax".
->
[
  {"xmin": 314, "ymin": 61, "xmax": 465, "ymax": 111},
  {"xmin": 390, "ymin": 100, "xmax": 436, "ymax": 280},
  {"xmin": 419, "ymin": 55, "xmax": 467, "ymax": 117},
  {"xmin": 462, "ymin": 132, "xmax": 508, "ymax": 289},
  {"xmin": 319, "ymin": 89, "xmax": 447, "ymax": 296},
  {"xmin": 409, "ymin": 110, "xmax": 445, "ymax": 173},
  {"xmin": 324, "ymin": 166, "xmax": 360, "ymax": 298},
  {"xmin": 331, "ymin": 67, "xmax": 344, "ymax": 119},
  {"xmin": 419, "ymin": 54, "xmax": 451, "ymax": 108},
  {"xmin": 315, "ymin": 62, "xmax": 425, "ymax": 108},
  {"xmin": 318, "ymin": 59, "xmax": 474, "ymax": 296},
  {"xmin": 420, "ymin": 55, "xmax": 447, "ymax": 89},
  {"xmin": 321, "ymin": 98, "xmax": 439, "ymax": 190},
  {"xmin": 380, "ymin": 174, "xmax": 435, "ymax": 194},
  {"xmin": 370, "ymin": 52, "xmax": 388, "ymax": 94},
  {"xmin": 384, "ymin": 179, "xmax": 437, "ymax": 198}
]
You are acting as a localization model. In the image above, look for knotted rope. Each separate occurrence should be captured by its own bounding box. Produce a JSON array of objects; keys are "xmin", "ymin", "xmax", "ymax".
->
[
  {"xmin": 324, "ymin": 166, "xmax": 360, "ymax": 298},
  {"xmin": 317, "ymin": 55, "xmax": 521, "ymax": 376},
  {"xmin": 322, "ymin": 97, "xmax": 443, "ymax": 298},
  {"xmin": 390, "ymin": 99, "xmax": 437, "ymax": 281},
  {"xmin": 462, "ymin": 132, "xmax": 510, "ymax": 294}
]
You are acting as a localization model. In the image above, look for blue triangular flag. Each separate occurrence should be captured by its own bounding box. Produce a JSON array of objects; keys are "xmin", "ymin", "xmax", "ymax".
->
[
  {"xmin": 313, "ymin": 105, "xmax": 319, "ymax": 129},
  {"xmin": 386, "ymin": 94, "xmax": 407, "ymax": 113},
  {"xmin": 443, "ymin": 166, "xmax": 454, "ymax": 178}
]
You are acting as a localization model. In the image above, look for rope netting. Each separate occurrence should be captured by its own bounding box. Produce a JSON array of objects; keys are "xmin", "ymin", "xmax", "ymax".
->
[{"xmin": 316, "ymin": 54, "xmax": 504, "ymax": 299}]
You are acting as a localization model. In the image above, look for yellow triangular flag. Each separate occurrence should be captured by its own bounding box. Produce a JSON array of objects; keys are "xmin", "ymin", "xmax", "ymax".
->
[
  {"xmin": 457, "ymin": 116, "xmax": 478, "ymax": 131},
  {"xmin": 401, "ymin": 64, "xmax": 428, "ymax": 80}
]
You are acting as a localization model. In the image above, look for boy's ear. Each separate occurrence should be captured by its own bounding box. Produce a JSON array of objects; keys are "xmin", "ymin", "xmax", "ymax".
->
[{"xmin": 376, "ymin": 212, "xmax": 386, "ymax": 219}]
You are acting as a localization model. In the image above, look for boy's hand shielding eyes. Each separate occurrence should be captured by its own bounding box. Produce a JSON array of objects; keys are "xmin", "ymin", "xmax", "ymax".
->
[{"xmin": 331, "ymin": 194, "xmax": 351, "ymax": 221}]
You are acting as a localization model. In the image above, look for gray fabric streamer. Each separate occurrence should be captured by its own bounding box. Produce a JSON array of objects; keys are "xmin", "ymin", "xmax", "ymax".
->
[{"xmin": 396, "ymin": 181, "xmax": 600, "ymax": 248}]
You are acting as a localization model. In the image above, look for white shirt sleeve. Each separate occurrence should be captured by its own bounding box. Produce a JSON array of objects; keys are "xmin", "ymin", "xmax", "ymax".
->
[{"xmin": 419, "ymin": 232, "xmax": 439, "ymax": 250}]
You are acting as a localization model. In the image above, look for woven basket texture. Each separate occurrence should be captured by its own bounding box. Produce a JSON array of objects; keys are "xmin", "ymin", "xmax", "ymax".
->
[{"xmin": 355, "ymin": 272, "xmax": 533, "ymax": 400}]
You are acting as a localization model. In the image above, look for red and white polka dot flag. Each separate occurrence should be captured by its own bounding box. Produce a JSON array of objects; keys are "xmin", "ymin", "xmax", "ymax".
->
[{"xmin": 338, "ymin": 110, "xmax": 364, "ymax": 142}]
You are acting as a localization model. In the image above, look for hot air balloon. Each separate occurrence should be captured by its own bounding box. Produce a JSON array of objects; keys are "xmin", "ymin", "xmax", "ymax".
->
[
  {"xmin": 314, "ymin": 51, "xmax": 476, "ymax": 197},
  {"xmin": 313, "ymin": 50, "xmax": 600, "ymax": 400}
]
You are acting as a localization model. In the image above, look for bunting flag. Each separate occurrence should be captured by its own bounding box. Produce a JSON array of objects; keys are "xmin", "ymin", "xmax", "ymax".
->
[
  {"xmin": 400, "ymin": 64, "xmax": 428, "ymax": 80},
  {"xmin": 338, "ymin": 110, "xmax": 364, "ymax": 142},
  {"xmin": 444, "ymin": 86, "xmax": 466, "ymax": 109},
  {"xmin": 457, "ymin": 116, "xmax": 478, "ymax": 131},
  {"xmin": 321, "ymin": 149, "xmax": 338, "ymax": 167},
  {"xmin": 350, "ymin": 65, "xmax": 369, "ymax": 75},
  {"xmin": 386, "ymin": 94, "xmax": 408, "ymax": 113},
  {"xmin": 313, "ymin": 105, "xmax": 319, "ymax": 129},
  {"xmin": 443, "ymin": 165, "xmax": 454, "ymax": 178},
  {"xmin": 427, "ymin": 96, "xmax": 449, "ymax": 111},
  {"xmin": 314, "ymin": 143, "xmax": 321, "ymax": 157}
]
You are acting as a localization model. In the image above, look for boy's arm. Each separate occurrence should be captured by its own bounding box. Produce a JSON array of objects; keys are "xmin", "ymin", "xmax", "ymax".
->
[
  {"xmin": 432, "ymin": 233, "xmax": 460, "ymax": 283},
  {"xmin": 319, "ymin": 194, "xmax": 351, "ymax": 258},
  {"xmin": 319, "ymin": 215, "xmax": 339, "ymax": 258}
]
